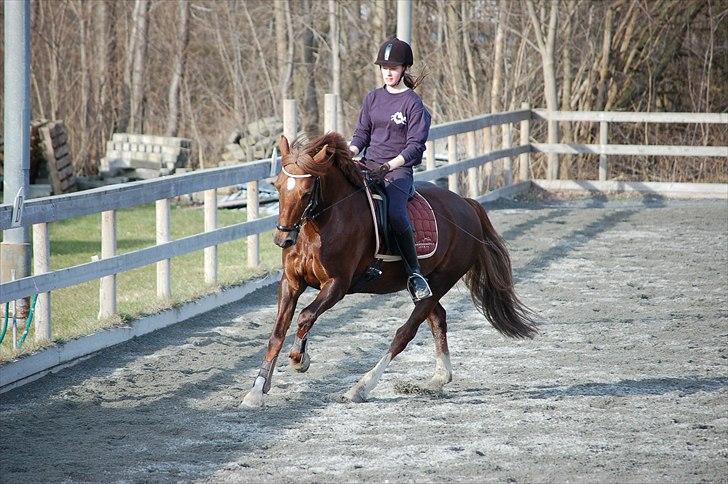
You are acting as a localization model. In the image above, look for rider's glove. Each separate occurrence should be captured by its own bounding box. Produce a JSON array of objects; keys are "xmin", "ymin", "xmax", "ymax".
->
[{"xmin": 371, "ymin": 162, "xmax": 390, "ymax": 183}]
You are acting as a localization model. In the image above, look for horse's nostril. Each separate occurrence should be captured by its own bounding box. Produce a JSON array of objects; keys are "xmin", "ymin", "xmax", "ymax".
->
[{"xmin": 282, "ymin": 239, "xmax": 294, "ymax": 248}]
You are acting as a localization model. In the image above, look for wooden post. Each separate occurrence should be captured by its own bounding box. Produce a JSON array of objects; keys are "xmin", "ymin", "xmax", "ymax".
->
[
  {"xmin": 324, "ymin": 93, "xmax": 337, "ymax": 133},
  {"xmin": 247, "ymin": 181, "xmax": 259, "ymax": 268},
  {"xmin": 283, "ymin": 99, "xmax": 297, "ymax": 143},
  {"xmin": 482, "ymin": 126, "xmax": 493, "ymax": 190},
  {"xmin": 599, "ymin": 120, "xmax": 609, "ymax": 181},
  {"xmin": 425, "ymin": 140, "xmax": 435, "ymax": 171},
  {"xmin": 447, "ymin": 135, "xmax": 458, "ymax": 194},
  {"xmin": 156, "ymin": 198, "xmax": 171, "ymax": 299},
  {"xmin": 98, "ymin": 210, "xmax": 117, "ymax": 319},
  {"xmin": 32, "ymin": 223, "xmax": 51, "ymax": 341},
  {"xmin": 204, "ymin": 189, "xmax": 218, "ymax": 284},
  {"xmin": 547, "ymin": 115, "xmax": 559, "ymax": 180},
  {"xmin": 502, "ymin": 123, "xmax": 513, "ymax": 186},
  {"xmin": 466, "ymin": 131, "xmax": 478, "ymax": 197},
  {"xmin": 520, "ymin": 102, "xmax": 531, "ymax": 181}
]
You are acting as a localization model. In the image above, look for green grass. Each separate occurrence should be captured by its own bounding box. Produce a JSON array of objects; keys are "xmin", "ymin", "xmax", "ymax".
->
[{"xmin": 1, "ymin": 202, "xmax": 281, "ymax": 362}]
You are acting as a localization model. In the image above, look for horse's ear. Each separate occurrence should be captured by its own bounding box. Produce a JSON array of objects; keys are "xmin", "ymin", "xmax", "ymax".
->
[
  {"xmin": 312, "ymin": 144, "xmax": 330, "ymax": 164},
  {"xmin": 279, "ymin": 136, "xmax": 290, "ymax": 156}
]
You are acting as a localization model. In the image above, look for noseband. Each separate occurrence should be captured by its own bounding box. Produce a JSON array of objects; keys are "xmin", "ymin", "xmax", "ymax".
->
[{"xmin": 276, "ymin": 165, "xmax": 322, "ymax": 234}]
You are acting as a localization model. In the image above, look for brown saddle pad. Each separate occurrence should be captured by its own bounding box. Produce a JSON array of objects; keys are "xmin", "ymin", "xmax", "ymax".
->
[{"xmin": 408, "ymin": 192, "xmax": 438, "ymax": 257}]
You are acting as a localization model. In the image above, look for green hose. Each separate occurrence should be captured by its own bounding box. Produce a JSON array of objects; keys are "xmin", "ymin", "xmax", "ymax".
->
[
  {"xmin": 17, "ymin": 294, "xmax": 38, "ymax": 348},
  {"xmin": 0, "ymin": 302, "xmax": 8, "ymax": 344}
]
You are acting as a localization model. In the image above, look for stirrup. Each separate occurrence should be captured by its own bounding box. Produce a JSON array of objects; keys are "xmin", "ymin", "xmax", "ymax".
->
[{"xmin": 407, "ymin": 273, "xmax": 433, "ymax": 302}]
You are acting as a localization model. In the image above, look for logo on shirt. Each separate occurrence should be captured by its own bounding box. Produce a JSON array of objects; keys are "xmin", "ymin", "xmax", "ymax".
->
[{"xmin": 390, "ymin": 112, "xmax": 407, "ymax": 125}]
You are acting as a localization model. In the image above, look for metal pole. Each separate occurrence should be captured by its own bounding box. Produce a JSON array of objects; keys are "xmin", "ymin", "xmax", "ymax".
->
[
  {"xmin": 328, "ymin": 0, "xmax": 343, "ymax": 133},
  {"xmin": 397, "ymin": 0, "xmax": 412, "ymax": 44},
  {"xmin": 1, "ymin": 0, "xmax": 32, "ymax": 318}
]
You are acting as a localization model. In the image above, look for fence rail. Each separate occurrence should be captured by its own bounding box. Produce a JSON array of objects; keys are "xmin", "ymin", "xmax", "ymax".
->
[
  {"xmin": 532, "ymin": 110, "xmax": 728, "ymax": 124},
  {"xmin": 531, "ymin": 109, "xmax": 727, "ymax": 181},
  {"xmin": 1, "ymin": 103, "xmax": 726, "ymax": 344}
]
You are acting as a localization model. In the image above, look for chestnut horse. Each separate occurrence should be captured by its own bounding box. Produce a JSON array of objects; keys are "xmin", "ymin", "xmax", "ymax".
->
[{"xmin": 242, "ymin": 132, "xmax": 537, "ymax": 407}]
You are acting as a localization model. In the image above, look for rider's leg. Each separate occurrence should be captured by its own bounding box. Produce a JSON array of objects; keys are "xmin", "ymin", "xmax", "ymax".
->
[{"xmin": 385, "ymin": 176, "xmax": 432, "ymax": 302}]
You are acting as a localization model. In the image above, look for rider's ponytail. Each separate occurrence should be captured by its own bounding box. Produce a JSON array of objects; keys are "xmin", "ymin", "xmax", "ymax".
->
[{"xmin": 402, "ymin": 68, "xmax": 427, "ymax": 90}]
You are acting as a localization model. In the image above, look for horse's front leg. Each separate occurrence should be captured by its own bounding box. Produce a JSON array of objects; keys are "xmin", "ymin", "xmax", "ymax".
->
[
  {"xmin": 287, "ymin": 278, "xmax": 348, "ymax": 372},
  {"xmin": 242, "ymin": 277, "xmax": 304, "ymax": 408}
]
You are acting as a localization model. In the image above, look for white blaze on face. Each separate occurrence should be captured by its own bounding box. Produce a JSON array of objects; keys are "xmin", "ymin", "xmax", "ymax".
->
[{"xmin": 286, "ymin": 177, "xmax": 296, "ymax": 191}]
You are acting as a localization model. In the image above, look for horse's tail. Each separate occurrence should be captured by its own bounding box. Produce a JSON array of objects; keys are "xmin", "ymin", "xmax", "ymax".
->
[{"xmin": 462, "ymin": 198, "xmax": 539, "ymax": 339}]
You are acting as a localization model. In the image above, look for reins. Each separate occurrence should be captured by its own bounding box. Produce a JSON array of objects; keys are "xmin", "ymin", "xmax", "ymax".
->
[
  {"xmin": 278, "ymin": 157, "xmax": 498, "ymax": 252},
  {"xmin": 276, "ymin": 162, "xmax": 369, "ymax": 234}
]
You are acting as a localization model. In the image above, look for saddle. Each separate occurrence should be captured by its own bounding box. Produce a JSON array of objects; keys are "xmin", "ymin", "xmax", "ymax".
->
[{"xmin": 364, "ymin": 182, "xmax": 438, "ymax": 262}]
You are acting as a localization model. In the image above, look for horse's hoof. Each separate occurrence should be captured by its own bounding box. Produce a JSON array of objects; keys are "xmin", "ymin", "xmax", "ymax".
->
[
  {"xmin": 241, "ymin": 390, "xmax": 265, "ymax": 408},
  {"xmin": 339, "ymin": 388, "xmax": 366, "ymax": 403},
  {"xmin": 425, "ymin": 375, "xmax": 451, "ymax": 391},
  {"xmin": 289, "ymin": 352, "xmax": 310, "ymax": 373}
]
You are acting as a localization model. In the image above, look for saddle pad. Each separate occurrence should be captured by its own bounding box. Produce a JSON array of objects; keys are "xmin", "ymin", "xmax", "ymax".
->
[
  {"xmin": 408, "ymin": 192, "xmax": 438, "ymax": 258},
  {"xmin": 365, "ymin": 187, "xmax": 438, "ymax": 262}
]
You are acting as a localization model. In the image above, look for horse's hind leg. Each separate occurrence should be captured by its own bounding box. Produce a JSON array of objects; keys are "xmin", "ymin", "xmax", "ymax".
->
[
  {"xmin": 426, "ymin": 302, "xmax": 452, "ymax": 390},
  {"xmin": 342, "ymin": 298, "xmax": 438, "ymax": 403}
]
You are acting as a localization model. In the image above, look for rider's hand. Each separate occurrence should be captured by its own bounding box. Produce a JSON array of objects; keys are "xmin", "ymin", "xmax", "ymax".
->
[{"xmin": 372, "ymin": 162, "xmax": 390, "ymax": 183}]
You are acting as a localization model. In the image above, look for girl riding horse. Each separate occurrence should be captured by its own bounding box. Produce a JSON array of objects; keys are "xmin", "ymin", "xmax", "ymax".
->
[
  {"xmin": 348, "ymin": 36, "xmax": 432, "ymax": 303},
  {"xmin": 241, "ymin": 131, "xmax": 538, "ymax": 408}
]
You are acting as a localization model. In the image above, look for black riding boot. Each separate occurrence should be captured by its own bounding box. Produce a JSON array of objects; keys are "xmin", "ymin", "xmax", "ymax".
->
[{"xmin": 393, "ymin": 227, "xmax": 433, "ymax": 302}]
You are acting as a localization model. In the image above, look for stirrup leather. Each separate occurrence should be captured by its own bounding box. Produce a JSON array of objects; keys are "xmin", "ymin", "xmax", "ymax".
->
[{"xmin": 407, "ymin": 273, "xmax": 433, "ymax": 302}]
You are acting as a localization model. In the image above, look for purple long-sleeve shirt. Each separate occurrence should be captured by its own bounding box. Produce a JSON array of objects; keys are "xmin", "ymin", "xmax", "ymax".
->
[{"xmin": 350, "ymin": 87, "xmax": 432, "ymax": 168}]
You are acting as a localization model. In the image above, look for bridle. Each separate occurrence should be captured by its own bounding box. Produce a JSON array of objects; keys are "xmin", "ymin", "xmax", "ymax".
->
[{"xmin": 275, "ymin": 165, "xmax": 322, "ymax": 235}]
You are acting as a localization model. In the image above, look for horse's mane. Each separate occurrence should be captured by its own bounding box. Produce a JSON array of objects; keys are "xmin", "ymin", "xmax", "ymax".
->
[{"xmin": 301, "ymin": 132, "xmax": 364, "ymax": 188}]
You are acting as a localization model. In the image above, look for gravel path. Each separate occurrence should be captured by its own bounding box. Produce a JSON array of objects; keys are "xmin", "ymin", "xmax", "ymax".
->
[{"xmin": 1, "ymin": 195, "xmax": 726, "ymax": 482}]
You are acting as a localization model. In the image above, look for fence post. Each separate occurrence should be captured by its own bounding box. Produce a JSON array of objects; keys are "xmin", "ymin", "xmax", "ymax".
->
[
  {"xmin": 425, "ymin": 140, "xmax": 435, "ymax": 171},
  {"xmin": 447, "ymin": 135, "xmax": 458, "ymax": 194},
  {"xmin": 482, "ymin": 126, "xmax": 493, "ymax": 191},
  {"xmin": 247, "ymin": 181, "xmax": 259, "ymax": 268},
  {"xmin": 98, "ymin": 210, "xmax": 117, "ymax": 319},
  {"xmin": 324, "ymin": 93, "xmax": 337, "ymax": 133},
  {"xmin": 32, "ymin": 223, "xmax": 51, "ymax": 341},
  {"xmin": 283, "ymin": 99, "xmax": 297, "ymax": 143},
  {"xmin": 520, "ymin": 102, "xmax": 531, "ymax": 181},
  {"xmin": 204, "ymin": 190, "xmax": 218, "ymax": 283},
  {"xmin": 502, "ymin": 123, "xmax": 513, "ymax": 186},
  {"xmin": 547, "ymin": 114, "xmax": 559, "ymax": 180},
  {"xmin": 599, "ymin": 120, "xmax": 609, "ymax": 181},
  {"xmin": 466, "ymin": 131, "xmax": 478, "ymax": 197},
  {"xmin": 156, "ymin": 199, "xmax": 171, "ymax": 298}
]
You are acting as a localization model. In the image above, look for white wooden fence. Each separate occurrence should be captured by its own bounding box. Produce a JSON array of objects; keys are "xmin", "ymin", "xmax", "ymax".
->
[{"xmin": 1, "ymin": 101, "xmax": 726, "ymax": 343}]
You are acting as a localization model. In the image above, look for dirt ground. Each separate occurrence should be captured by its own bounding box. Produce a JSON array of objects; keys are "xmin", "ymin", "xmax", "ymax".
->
[{"xmin": 1, "ymin": 193, "xmax": 726, "ymax": 483}]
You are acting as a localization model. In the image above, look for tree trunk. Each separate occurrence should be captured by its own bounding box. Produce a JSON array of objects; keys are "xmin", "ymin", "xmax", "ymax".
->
[
  {"xmin": 165, "ymin": 0, "xmax": 190, "ymax": 137},
  {"xmin": 275, "ymin": 0, "xmax": 287, "ymax": 103},
  {"xmin": 560, "ymin": 0, "xmax": 577, "ymax": 178},
  {"xmin": 595, "ymin": 4, "xmax": 614, "ymax": 111},
  {"xmin": 129, "ymin": 0, "xmax": 150, "ymax": 133},
  {"xmin": 301, "ymin": 0, "xmax": 319, "ymax": 136},
  {"xmin": 242, "ymin": 2, "xmax": 278, "ymax": 115},
  {"xmin": 526, "ymin": 0, "xmax": 559, "ymax": 179},
  {"xmin": 461, "ymin": 1, "xmax": 479, "ymax": 110}
]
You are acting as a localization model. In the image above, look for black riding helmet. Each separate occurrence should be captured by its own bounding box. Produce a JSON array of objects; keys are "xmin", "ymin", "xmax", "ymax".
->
[{"xmin": 374, "ymin": 36, "xmax": 414, "ymax": 67}]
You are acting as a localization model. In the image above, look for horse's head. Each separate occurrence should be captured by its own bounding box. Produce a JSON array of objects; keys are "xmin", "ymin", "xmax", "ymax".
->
[{"xmin": 272, "ymin": 135, "xmax": 332, "ymax": 248}]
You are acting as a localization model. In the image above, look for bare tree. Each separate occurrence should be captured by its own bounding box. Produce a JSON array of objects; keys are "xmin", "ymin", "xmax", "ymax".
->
[
  {"xmin": 129, "ymin": 0, "xmax": 150, "ymax": 133},
  {"xmin": 526, "ymin": 0, "xmax": 559, "ymax": 179},
  {"xmin": 165, "ymin": 0, "xmax": 190, "ymax": 137}
]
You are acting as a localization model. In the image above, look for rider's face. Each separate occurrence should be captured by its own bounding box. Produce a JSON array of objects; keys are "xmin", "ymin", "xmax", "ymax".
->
[{"xmin": 381, "ymin": 65, "xmax": 405, "ymax": 87}]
